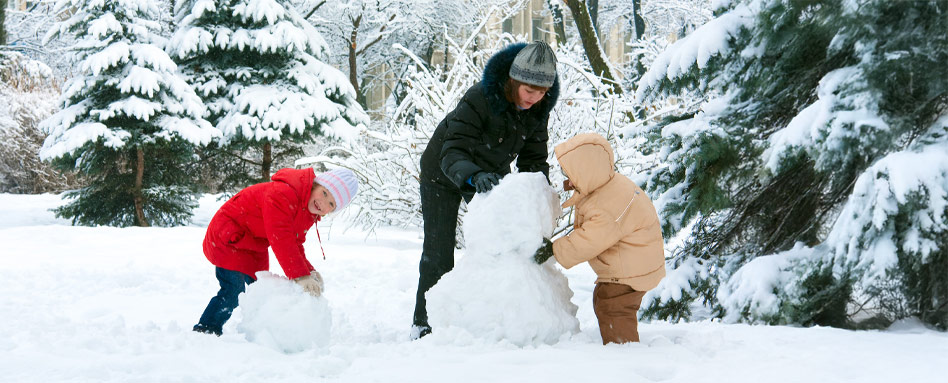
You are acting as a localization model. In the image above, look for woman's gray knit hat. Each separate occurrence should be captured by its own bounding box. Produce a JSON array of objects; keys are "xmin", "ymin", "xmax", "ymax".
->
[{"xmin": 509, "ymin": 41, "xmax": 558, "ymax": 88}]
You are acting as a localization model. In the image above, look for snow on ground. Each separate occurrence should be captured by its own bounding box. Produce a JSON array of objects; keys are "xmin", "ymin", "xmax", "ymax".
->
[{"xmin": 1, "ymin": 193, "xmax": 946, "ymax": 382}]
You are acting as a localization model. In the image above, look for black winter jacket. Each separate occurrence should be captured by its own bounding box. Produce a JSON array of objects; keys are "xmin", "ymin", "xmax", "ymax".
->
[{"xmin": 420, "ymin": 43, "xmax": 560, "ymax": 201}]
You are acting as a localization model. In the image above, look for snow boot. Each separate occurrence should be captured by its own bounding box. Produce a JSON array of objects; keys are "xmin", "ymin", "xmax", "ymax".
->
[
  {"xmin": 193, "ymin": 323, "xmax": 222, "ymax": 336},
  {"xmin": 410, "ymin": 324, "xmax": 432, "ymax": 340}
]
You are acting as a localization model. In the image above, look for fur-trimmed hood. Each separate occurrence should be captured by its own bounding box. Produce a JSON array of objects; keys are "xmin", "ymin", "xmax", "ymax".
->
[{"xmin": 481, "ymin": 42, "xmax": 560, "ymax": 117}]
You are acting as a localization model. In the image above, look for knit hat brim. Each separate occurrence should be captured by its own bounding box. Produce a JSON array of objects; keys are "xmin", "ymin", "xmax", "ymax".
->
[
  {"xmin": 314, "ymin": 168, "xmax": 358, "ymax": 212},
  {"xmin": 508, "ymin": 40, "xmax": 557, "ymax": 88}
]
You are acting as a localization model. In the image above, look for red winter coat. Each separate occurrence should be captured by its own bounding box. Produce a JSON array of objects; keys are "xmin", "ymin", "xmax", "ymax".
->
[{"xmin": 203, "ymin": 168, "xmax": 319, "ymax": 280}]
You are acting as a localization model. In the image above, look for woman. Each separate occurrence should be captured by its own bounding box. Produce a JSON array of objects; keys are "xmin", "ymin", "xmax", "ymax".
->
[{"xmin": 412, "ymin": 41, "xmax": 560, "ymax": 339}]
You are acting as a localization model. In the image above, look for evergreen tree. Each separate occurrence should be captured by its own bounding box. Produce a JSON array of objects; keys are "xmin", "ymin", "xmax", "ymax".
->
[
  {"xmin": 635, "ymin": 0, "xmax": 948, "ymax": 328},
  {"xmin": 40, "ymin": 0, "xmax": 220, "ymax": 227},
  {"xmin": 168, "ymin": 0, "xmax": 366, "ymax": 190}
]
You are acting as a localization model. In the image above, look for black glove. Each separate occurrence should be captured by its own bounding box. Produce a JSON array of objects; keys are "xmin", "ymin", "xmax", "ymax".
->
[
  {"xmin": 472, "ymin": 172, "xmax": 501, "ymax": 193},
  {"xmin": 533, "ymin": 237, "xmax": 554, "ymax": 264}
]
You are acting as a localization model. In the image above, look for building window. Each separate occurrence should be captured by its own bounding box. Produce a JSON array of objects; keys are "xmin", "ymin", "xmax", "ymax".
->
[
  {"xmin": 532, "ymin": 17, "xmax": 544, "ymax": 41},
  {"xmin": 502, "ymin": 18, "xmax": 513, "ymax": 34}
]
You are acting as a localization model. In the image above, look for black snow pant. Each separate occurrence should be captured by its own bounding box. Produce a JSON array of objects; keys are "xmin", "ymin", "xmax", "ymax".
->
[{"xmin": 412, "ymin": 181, "xmax": 464, "ymax": 328}]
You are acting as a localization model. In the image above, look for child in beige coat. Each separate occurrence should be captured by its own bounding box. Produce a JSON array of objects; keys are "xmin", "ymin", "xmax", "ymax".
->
[{"xmin": 533, "ymin": 132, "xmax": 666, "ymax": 344}]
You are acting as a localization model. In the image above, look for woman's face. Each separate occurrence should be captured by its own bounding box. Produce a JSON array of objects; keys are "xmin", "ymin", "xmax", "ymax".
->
[
  {"xmin": 308, "ymin": 184, "xmax": 337, "ymax": 216},
  {"xmin": 514, "ymin": 84, "xmax": 547, "ymax": 110}
]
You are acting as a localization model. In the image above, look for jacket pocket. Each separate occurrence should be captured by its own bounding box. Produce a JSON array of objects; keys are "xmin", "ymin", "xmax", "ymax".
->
[
  {"xmin": 218, "ymin": 219, "xmax": 266, "ymax": 252},
  {"xmin": 216, "ymin": 218, "xmax": 244, "ymax": 245}
]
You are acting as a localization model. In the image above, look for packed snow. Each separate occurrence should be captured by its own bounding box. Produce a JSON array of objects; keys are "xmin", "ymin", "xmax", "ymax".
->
[
  {"xmin": 427, "ymin": 173, "xmax": 579, "ymax": 346},
  {"xmin": 237, "ymin": 272, "xmax": 332, "ymax": 353},
  {"xmin": 1, "ymin": 192, "xmax": 946, "ymax": 382}
]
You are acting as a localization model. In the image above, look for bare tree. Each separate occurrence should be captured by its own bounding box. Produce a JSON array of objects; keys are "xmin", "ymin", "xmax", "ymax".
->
[
  {"xmin": 309, "ymin": 0, "xmax": 427, "ymax": 109},
  {"xmin": 1, "ymin": 0, "xmax": 7, "ymax": 46},
  {"xmin": 1, "ymin": 52, "xmax": 79, "ymax": 194},
  {"xmin": 546, "ymin": 0, "xmax": 567, "ymax": 45},
  {"xmin": 561, "ymin": 0, "xmax": 621, "ymax": 94}
]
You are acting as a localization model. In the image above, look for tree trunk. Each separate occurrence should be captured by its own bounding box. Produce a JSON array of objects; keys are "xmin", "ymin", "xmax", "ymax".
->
[
  {"xmin": 348, "ymin": 14, "xmax": 364, "ymax": 108},
  {"xmin": 587, "ymin": 0, "xmax": 599, "ymax": 34},
  {"xmin": 0, "ymin": 0, "xmax": 7, "ymax": 47},
  {"xmin": 631, "ymin": 0, "xmax": 647, "ymax": 73},
  {"xmin": 632, "ymin": 0, "xmax": 645, "ymax": 40},
  {"xmin": 547, "ymin": 0, "xmax": 567, "ymax": 45},
  {"xmin": 348, "ymin": 37, "xmax": 360, "ymax": 105},
  {"xmin": 133, "ymin": 147, "xmax": 150, "ymax": 227},
  {"xmin": 630, "ymin": 0, "xmax": 647, "ymax": 120},
  {"xmin": 262, "ymin": 141, "xmax": 272, "ymax": 181},
  {"xmin": 422, "ymin": 42, "xmax": 434, "ymax": 67},
  {"xmin": 561, "ymin": 0, "xmax": 622, "ymax": 94}
]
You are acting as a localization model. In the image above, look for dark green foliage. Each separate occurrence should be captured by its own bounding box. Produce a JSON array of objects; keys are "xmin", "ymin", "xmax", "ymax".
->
[
  {"xmin": 892, "ymin": 195, "xmax": 948, "ymax": 330},
  {"xmin": 49, "ymin": 138, "xmax": 200, "ymax": 227},
  {"xmin": 638, "ymin": 0, "xmax": 948, "ymax": 328},
  {"xmin": 194, "ymin": 141, "xmax": 306, "ymax": 192},
  {"xmin": 640, "ymin": 288, "xmax": 695, "ymax": 323},
  {"xmin": 902, "ymin": 245, "xmax": 948, "ymax": 330},
  {"xmin": 861, "ymin": 1, "xmax": 948, "ymax": 132},
  {"xmin": 785, "ymin": 266, "xmax": 853, "ymax": 328},
  {"xmin": 718, "ymin": 151, "xmax": 825, "ymax": 256}
]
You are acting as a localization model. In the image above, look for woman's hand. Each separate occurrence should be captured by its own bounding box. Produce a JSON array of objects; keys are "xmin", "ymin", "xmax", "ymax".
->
[{"xmin": 472, "ymin": 172, "xmax": 501, "ymax": 193}]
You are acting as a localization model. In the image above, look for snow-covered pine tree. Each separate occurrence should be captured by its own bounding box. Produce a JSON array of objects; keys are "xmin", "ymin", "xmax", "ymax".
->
[
  {"xmin": 168, "ymin": 0, "xmax": 366, "ymax": 190},
  {"xmin": 635, "ymin": 0, "xmax": 947, "ymax": 329},
  {"xmin": 40, "ymin": 0, "xmax": 220, "ymax": 227}
]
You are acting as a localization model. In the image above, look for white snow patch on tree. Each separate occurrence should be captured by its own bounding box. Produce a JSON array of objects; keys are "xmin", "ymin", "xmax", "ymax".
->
[
  {"xmin": 426, "ymin": 173, "xmax": 579, "ymax": 346},
  {"xmin": 635, "ymin": 1, "xmax": 755, "ymax": 101},
  {"xmin": 763, "ymin": 66, "xmax": 888, "ymax": 174},
  {"xmin": 826, "ymin": 141, "xmax": 948, "ymax": 282},
  {"xmin": 717, "ymin": 244, "xmax": 815, "ymax": 323}
]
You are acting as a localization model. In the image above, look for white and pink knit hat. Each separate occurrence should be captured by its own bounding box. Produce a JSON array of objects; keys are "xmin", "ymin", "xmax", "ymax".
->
[{"xmin": 314, "ymin": 168, "xmax": 359, "ymax": 211}]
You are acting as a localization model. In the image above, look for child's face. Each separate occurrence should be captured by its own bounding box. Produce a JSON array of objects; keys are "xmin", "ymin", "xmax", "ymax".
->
[{"xmin": 309, "ymin": 184, "xmax": 337, "ymax": 216}]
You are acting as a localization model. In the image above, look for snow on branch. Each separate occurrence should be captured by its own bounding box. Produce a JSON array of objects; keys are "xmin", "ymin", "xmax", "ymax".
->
[{"xmin": 634, "ymin": 2, "xmax": 755, "ymax": 102}]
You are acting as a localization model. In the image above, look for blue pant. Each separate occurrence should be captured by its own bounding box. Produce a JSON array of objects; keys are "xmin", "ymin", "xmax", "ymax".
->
[{"xmin": 194, "ymin": 267, "xmax": 254, "ymax": 335}]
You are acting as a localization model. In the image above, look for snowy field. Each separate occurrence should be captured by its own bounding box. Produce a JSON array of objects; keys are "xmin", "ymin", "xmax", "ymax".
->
[{"xmin": 1, "ymin": 192, "xmax": 946, "ymax": 383}]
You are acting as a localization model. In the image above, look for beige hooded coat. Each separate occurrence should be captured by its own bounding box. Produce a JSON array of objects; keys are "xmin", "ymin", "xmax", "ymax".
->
[{"xmin": 552, "ymin": 133, "xmax": 666, "ymax": 291}]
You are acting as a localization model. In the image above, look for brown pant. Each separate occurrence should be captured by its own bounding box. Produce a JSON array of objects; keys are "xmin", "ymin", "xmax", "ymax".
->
[{"xmin": 593, "ymin": 282, "xmax": 646, "ymax": 344}]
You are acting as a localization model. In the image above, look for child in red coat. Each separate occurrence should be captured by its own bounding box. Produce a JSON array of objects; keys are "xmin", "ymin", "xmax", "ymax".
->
[{"xmin": 193, "ymin": 167, "xmax": 358, "ymax": 336}]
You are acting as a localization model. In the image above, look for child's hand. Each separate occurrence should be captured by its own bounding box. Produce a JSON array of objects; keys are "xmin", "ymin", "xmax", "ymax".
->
[
  {"xmin": 533, "ymin": 238, "xmax": 554, "ymax": 264},
  {"xmin": 294, "ymin": 271, "xmax": 324, "ymax": 297}
]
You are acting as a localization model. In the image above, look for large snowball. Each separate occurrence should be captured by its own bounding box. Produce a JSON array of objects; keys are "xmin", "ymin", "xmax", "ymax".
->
[
  {"xmin": 426, "ymin": 173, "xmax": 579, "ymax": 346},
  {"xmin": 237, "ymin": 272, "xmax": 332, "ymax": 353}
]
